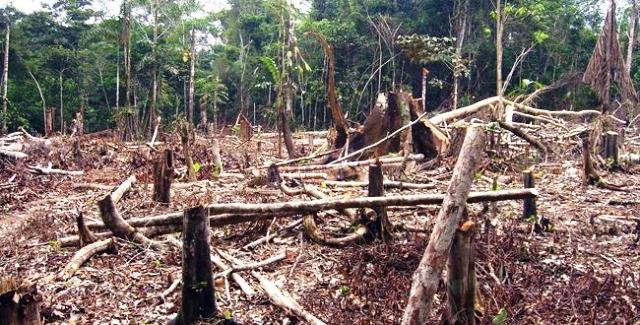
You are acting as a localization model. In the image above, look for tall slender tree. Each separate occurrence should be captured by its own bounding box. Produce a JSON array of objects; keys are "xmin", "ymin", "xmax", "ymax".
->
[{"xmin": 1, "ymin": 17, "xmax": 9, "ymax": 134}]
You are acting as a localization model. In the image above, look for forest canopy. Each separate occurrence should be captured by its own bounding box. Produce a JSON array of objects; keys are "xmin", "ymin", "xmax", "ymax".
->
[{"xmin": 0, "ymin": 0, "xmax": 617, "ymax": 135}]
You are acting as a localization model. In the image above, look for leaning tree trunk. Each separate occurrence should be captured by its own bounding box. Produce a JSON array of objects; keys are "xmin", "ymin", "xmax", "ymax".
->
[{"xmin": 402, "ymin": 125, "xmax": 485, "ymax": 325}]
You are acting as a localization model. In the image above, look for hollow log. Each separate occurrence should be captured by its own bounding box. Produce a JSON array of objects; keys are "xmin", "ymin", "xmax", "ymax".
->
[
  {"xmin": 153, "ymin": 149, "xmax": 174, "ymax": 203},
  {"xmin": 174, "ymin": 207, "xmax": 216, "ymax": 325},
  {"xmin": 402, "ymin": 125, "xmax": 485, "ymax": 325}
]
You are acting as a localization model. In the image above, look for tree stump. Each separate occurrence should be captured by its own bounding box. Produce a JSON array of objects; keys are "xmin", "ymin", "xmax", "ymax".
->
[
  {"xmin": 175, "ymin": 206, "xmax": 217, "ymax": 324},
  {"xmin": 522, "ymin": 169, "xmax": 537, "ymax": 220},
  {"xmin": 446, "ymin": 217, "xmax": 476, "ymax": 325},
  {"xmin": 0, "ymin": 278, "xmax": 41, "ymax": 325},
  {"xmin": 366, "ymin": 161, "xmax": 393, "ymax": 241},
  {"xmin": 45, "ymin": 107, "xmax": 55, "ymax": 137},
  {"xmin": 153, "ymin": 149, "xmax": 174, "ymax": 203},
  {"xmin": 603, "ymin": 131, "xmax": 619, "ymax": 169}
]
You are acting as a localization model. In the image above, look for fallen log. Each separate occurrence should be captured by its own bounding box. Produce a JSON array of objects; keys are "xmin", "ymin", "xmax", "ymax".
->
[
  {"xmin": 27, "ymin": 165, "xmax": 84, "ymax": 176},
  {"xmin": 282, "ymin": 154, "xmax": 424, "ymax": 171},
  {"xmin": 429, "ymin": 96, "xmax": 500, "ymax": 125},
  {"xmin": 505, "ymin": 99, "xmax": 602, "ymax": 122},
  {"xmin": 57, "ymin": 238, "xmax": 115, "ymax": 281},
  {"xmin": 210, "ymin": 254, "xmax": 255, "ymax": 297},
  {"xmin": 318, "ymin": 179, "xmax": 436, "ymax": 190},
  {"xmin": 243, "ymin": 218, "xmax": 303, "ymax": 250},
  {"xmin": 206, "ymin": 188, "xmax": 537, "ymax": 215},
  {"xmin": 214, "ymin": 250, "xmax": 288, "ymax": 279},
  {"xmin": 402, "ymin": 125, "xmax": 485, "ymax": 324},
  {"xmin": 216, "ymin": 249, "xmax": 326, "ymax": 325}
]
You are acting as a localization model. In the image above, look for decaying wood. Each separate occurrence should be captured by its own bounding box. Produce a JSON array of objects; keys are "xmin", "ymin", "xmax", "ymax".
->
[
  {"xmin": 402, "ymin": 125, "xmax": 485, "ymax": 325},
  {"xmin": 0, "ymin": 149, "xmax": 27, "ymax": 159},
  {"xmin": 57, "ymin": 238, "xmax": 115, "ymax": 281},
  {"xmin": 0, "ymin": 278, "xmax": 42, "ymax": 325},
  {"xmin": 243, "ymin": 219, "xmax": 303, "ymax": 250},
  {"xmin": 111, "ymin": 174, "xmax": 136, "ymax": 204},
  {"xmin": 174, "ymin": 206, "xmax": 216, "ymax": 325},
  {"xmin": 302, "ymin": 213, "xmax": 368, "ymax": 247}
]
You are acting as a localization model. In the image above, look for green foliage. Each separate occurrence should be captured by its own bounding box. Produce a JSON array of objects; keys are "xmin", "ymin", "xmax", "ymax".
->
[{"xmin": 492, "ymin": 308, "xmax": 508, "ymax": 325}]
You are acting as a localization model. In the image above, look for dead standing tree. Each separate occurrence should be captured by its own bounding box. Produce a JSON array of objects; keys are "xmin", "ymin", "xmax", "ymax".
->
[{"xmin": 583, "ymin": 0, "xmax": 638, "ymax": 116}]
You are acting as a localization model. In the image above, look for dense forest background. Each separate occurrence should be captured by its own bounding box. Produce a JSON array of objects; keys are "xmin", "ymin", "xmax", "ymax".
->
[{"xmin": 0, "ymin": 0, "xmax": 623, "ymax": 135}]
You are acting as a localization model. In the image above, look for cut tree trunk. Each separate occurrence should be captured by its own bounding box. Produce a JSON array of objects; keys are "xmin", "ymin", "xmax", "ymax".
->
[
  {"xmin": 153, "ymin": 149, "xmax": 174, "ymax": 203},
  {"xmin": 366, "ymin": 161, "xmax": 393, "ymax": 241},
  {"xmin": 174, "ymin": 206, "xmax": 217, "ymax": 325},
  {"xmin": 522, "ymin": 169, "xmax": 537, "ymax": 220},
  {"xmin": 402, "ymin": 125, "xmax": 485, "ymax": 325},
  {"xmin": 446, "ymin": 217, "xmax": 476, "ymax": 325},
  {"xmin": 603, "ymin": 131, "xmax": 619, "ymax": 169},
  {"xmin": 76, "ymin": 211, "xmax": 97, "ymax": 247},
  {"xmin": 0, "ymin": 278, "xmax": 41, "ymax": 325}
]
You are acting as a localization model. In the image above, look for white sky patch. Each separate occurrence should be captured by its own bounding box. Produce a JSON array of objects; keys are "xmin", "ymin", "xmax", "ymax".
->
[{"xmin": 1, "ymin": 0, "xmax": 309, "ymax": 16}]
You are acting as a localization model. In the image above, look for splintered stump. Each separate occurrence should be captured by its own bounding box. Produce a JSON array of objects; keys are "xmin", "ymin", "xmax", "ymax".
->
[
  {"xmin": 522, "ymin": 169, "xmax": 537, "ymax": 220},
  {"xmin": 76, "ymin": 211, "xmax": 97, "ymax": 247},
  {"xmin": 446, "ymin": 217, "xmax": 476, "ymax": 325},
  {"xmin": 175, "ymin": 206, "xmax": 216, "ymax": 325},
  {"xmin": 153, "ymin": 149, "xmax": 174, "ymax": 203},
  {"xmin": 366, "ymin": 161, "xmax": 393, "ymax": 241},
  {"xmin": 0, "ymin": 278, "xmax": 41, "ymax": 325}
]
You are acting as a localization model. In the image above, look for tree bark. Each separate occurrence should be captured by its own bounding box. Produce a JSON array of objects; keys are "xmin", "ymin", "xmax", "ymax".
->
[
  {"xmin": 175, "ymin": 206, "xmax": 216, "ymax": 325},
  {"xmin": 1, "ymin": 21, "xmax": 8, "ymax": 134},
  {"xmin": 188, "ymin": 28, "xmax": 196, "ymax": 126},
  {"xmin": 604, "ymin": 131, "xmax": 619, "ymax": 169},
  {"xmin": 402, "ymin": 125, "xmax": 485, "ymax": 325},
  {"xmin": 627, "ymin": 0, "xmax": 638, "ymax": 75}
]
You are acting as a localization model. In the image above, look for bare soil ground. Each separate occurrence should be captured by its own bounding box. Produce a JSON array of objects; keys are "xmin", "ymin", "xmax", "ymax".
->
[{"xmin": 1, "ymin": 129, "xmax": 639, "ymax": 324}]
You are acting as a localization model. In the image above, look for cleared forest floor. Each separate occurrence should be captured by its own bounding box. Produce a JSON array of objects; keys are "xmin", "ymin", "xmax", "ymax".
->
[{"xmin": 1, "ymin": 129, "xmax": 639, "ymax": 324}]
